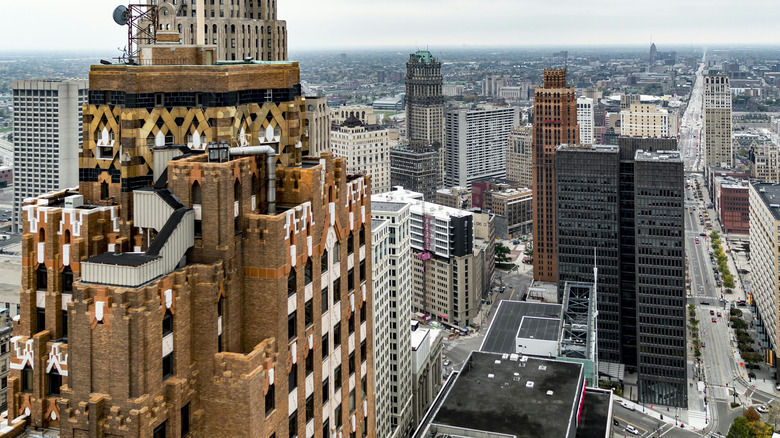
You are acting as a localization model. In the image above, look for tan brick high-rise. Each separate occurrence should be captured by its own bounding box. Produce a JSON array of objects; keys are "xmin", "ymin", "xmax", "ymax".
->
[
  {"xmin": 6, "ymin": 43, "xmax": 375, "ymax": 438},
  {"xmin": 531, "ymin": 69, "xmax": 578, "ymax": 282}
]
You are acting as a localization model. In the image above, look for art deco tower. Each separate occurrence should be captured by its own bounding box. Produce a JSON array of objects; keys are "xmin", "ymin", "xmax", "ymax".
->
[
  {"xmin": 531, "ymin": 69, "xmax": 578, "ymax": 282},
  {"xmin": 405, "ymin": 51, "xmax": 444, "ymax": 151},
  {"xmin": 7, "ymin": 24, "xmax": 375, "ymax": 438}
]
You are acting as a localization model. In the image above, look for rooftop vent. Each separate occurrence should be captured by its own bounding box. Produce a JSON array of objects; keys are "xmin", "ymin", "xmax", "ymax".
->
[
  {"xmin": 502, "ymin": 354, "xmax": 509, "ymax": 360},
  {"xmin": 526, "ymin": 381, "xmax": 534, "ymax": 388},
  {"xmin": 520, "ymin": 356, "xmax": 528, "ymax": 362},
  {"xmin": 538, "ymin": 365, "xmax": 547, "ymax": 371},
  {"xmin": 487, "ymin": 374, "xmax": 495, "ymax": 379},
  {"xmin": 509, "ymin": 354, "xmax": 519, "ymax": 361},
  {"xmin": 546, "ymin": 390, "xmax": 554, "ymax": 396},
  {"xmin": 494, "ymin": 360, "xmax": 501, "ymax": 365}
]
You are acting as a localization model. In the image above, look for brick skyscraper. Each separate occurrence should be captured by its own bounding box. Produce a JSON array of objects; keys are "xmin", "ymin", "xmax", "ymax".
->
[
  {"xmin": 405, "ymin": 51, "xmax": 443, "ymax": 151},
  {"xmin": 7, "ymin": 35, "xmax": 375, "ymax": 438},
  {"xmin": 531, "ymin": 69, "xmax": 578, "ymax": 282}
]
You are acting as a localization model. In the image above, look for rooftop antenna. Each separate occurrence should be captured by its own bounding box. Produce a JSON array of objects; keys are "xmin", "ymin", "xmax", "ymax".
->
[{"xmin": 112, "ymin": 3, "xmax": 158, "ymax": 64}]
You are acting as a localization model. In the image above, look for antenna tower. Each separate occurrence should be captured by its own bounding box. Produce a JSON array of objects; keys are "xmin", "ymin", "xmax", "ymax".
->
[{"xmin": 113, "ymin": 4, "xmax": 159, "ymax": 64}]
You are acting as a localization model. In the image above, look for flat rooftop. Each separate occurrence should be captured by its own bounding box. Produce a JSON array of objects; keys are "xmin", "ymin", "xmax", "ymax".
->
[
  {"xmin": 634, "ymin": 149, "xmax": 681, "ymax": 162},
  {"xmin": 431, "ymin": 351, "xmax": 583, "ymax": 438},
  {"xmin": 518, "ymin": 317, "xmax": 561, "ymax": 342},
  {"xmin": 481, "ymin": 301, "xmax": 562, "ymax": 354},
  {"xmin": 370, "ymin": 200, "xmax": 408, "ymax": 213},
  {"xmin": 576, "ymin": 389, "xmax": 612, "ymax": 438},
  {"xmin": 753, "ymin": 183, "xmax": 780, "ymax": 220}
]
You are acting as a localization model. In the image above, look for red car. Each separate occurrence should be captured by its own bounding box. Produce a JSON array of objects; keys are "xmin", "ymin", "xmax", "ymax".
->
[
  {"xmin": 710, "ymin": 310, "xmax": 715, "ymax": 315},
  {"xmin": 712, "ymin": 317, "xmax": 717, "ymax": 323},
  {"xmin": 717, "ymin": 312, "xmax": 722, "ymax": 317}
]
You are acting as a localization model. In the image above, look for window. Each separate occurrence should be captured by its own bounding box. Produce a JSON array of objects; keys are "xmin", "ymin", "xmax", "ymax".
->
[
  {"xmin": 163, "ymin": 353, "xmax": 174, "ymax": 380},
  {"xmin": 322, "ymin": 378, "xmax": 329, "ymax": 403},
  {"xmin": 21, "ymin": 367, "xmax": 33, "ymax": 393},
  {"xmin": 322, "ymin": 333, "xmax": 329, "ymax": 358},
  {"xmin": 62, "ymin": 267, "xmax": 73, "ymax": 292},
  {"xmin": 361, "ymin": 375, "xmax": 366, "ymax": 397},
  {"xmin": 359, "ymin": 225, "xmax": 365, "ymax": 246},
  {"xmin": 289, "ymin": 411, "xmax": 298, "ymax": 438},
  {"xmin": 321, "ymin": 288, "xmax": 329, "ymax": 314},
  {"xmin": 48, "ymin": 370, "xmax": 61, "ymax": 396},
  {"xmin": 181, "ymin": 403, "xmax": 190, "ymax": 437},
  {"xmin": 163, "ymin": 310, "xmax": 173, "ymax": 336},
  {"xmin": 333, "ymin": 242, "xmax": 340, "ymax": 262},
  {"xmin": 36, "ymin": 307, "xmax": 45, "ymax": 333},
  {"xmin": 155, "ymin": 93, "xmax": 165, "ymax": 107},
  {"xmin": 348, "ymin": 352, "xmax": 355, "ymax": 376},
  {"xmin": 288, "ymin": 269, "xmax": 296, "ymax": 296},
  {"xmin": 305, "ymin": 394, "xmax": 314, "ymax": 422},
  {"xmin": 289, "ymin": 363, "xmax": 297, "ymax": 391},
  {"xmin": 360, "ymin": 340, "xmax": 366, "ymax": 363},
  {"xmin": 304, "ymin": 259, "xmax": 312, "ymax": 285},
  {"xmin": 154, "ymin": 422, "xmax": 167, "ymax": 438},
  {"xmin": 359, "ymin": 260, "xmax": 365, "ymax": 283},
  {"xmin": 321, "ymin": 250, "xmax": 328, "ymax": 272},
  {"xmin": 333, "ymin": 323, "xmax": 341, "ymax": 348},
  {"xmin": 348, "ymin": 313, "xmax": 355, "ymax": 335},
  {"xmin": 347, "ymin": 234, "xmax": 354, "ymax": 255},
  {"xmin": 61, "ymin": 310, "xmax": 68, "ymax": 340},
  {"xmin": 333, "ymin": 278, "xmax": 341, "ymax": 304},
  {"xmin": 360, "ymin": 305, "xmax": 366, "ymax": 324},
  {"xmin": 266, "ymin": 384, "xmax": 275, "ymax": 415},
  {"xmin": 36, "ymin": 264, "xmax": 47, "ymax": 290},
  {"xmin": 323, "ymin": 419, "xmax": 330, "ymax": 438},
  {"xmin": 347, "ymin": 269, "xmax": 354, "ymax": 292},
  {"xmin": 334, "ymin": 365, "xmax": 342, "ymax": 390},
  {"xmin": 305, "ymin": 351, "xmax": 313, "ymax": 376},
  {"xmin": 335, "ymin": 403, "xmax": 342, "ymax": 428},
  {"xmin": 349, "ymin": 389, "xmax": 355, "ymax": 413},
  {"xmin": 305, "ymin": 299, "xmax": 313, "ymax": 328},
  {"xmin": 288, "ymin": 312, "xmax": 297, "ymax": 340}
]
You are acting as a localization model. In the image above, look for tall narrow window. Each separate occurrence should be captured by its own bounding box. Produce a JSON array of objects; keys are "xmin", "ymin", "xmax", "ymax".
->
[
  {"xmin": 192, "ymin": 181, "xmax": 202, "ymax": 237},
  {"xmin": 321, "ymin": 250, "xmax": 328, "ymax": 272},
  {"xmin": 101, "ymin": 181, "xmax": 109, "ymax": 200},
  {"xmin": 304, "ymin": 259, "xmax": 312, "ymax": 285},
  {"xmin": 289, "ymin": 411, "xmax": 298, "ymax": 438},
  {"xmin": 62, "ymin": 267, "xmax": 73, "ymax": 293},
  {"xmin": 265, "ymin": 384, "xmax": 275, "ymax": 416},
  {"xmin": 21, "ymin": 367, "xmax": 33, "ymax": 393},
  {"xmin": 61, "ymin": 310, "xmax": 68, "ymax": 340},
  {"xmin": 347, "ymin": 234, "xmax": 354, "ymax": 255},
  {"xmin": 288, "ymin": 312, "xmax": 296, "ymax": 340},
  {"xmin": 289, "ymin": 363, "xmax": 297, "ymax": 391},
  {"xmin": 36, "ymin": 264, "xmax": 47, "ymax": 290},
  {"xmin": 234, "ymin": 180, "xmax": 241, "ymax": 233},
  {"xmin": 36, "ymin": 307, "xmax": 45, "ymax": 334},
  {"xmin": 288, "ymin": 269, "xmax": 296, "ymax": 296},
  {"xmin": 359, "ymin": 225, "xmax": 365, "ymax": 246},
  {"xmin": 48, "ymin": 370, "xmax": 61, "ymax": 396},
  {"xmin": 181, "ymin": 403, "xmax": 190, "ymax": 437}
]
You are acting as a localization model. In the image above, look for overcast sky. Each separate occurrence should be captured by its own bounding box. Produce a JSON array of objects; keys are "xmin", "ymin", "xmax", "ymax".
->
[{"xmin": 1, "ymin": 0, "xmax": 778, "ymax": 53}]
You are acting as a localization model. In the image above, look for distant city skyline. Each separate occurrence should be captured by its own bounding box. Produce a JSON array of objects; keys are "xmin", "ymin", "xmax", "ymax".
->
[{"xmin": 1, "ymin": 0, "xmax": 779, "ymax": 52}]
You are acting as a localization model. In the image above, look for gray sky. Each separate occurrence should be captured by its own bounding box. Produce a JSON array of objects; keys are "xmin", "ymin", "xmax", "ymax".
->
[{"xmin": 1, "ymin": 0, "xmax": 778, "ymax": 52}]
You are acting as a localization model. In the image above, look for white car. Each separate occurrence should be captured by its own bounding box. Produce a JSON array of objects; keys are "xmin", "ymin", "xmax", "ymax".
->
[
  {"xmin": 621, "ymin": 401, "xmax": 635, "ymax": 411},
  {"xmin": 756, "ymin": 405, "xmax": 769, "ymax": 414},
  {"xmin": 625, "ymin": 425, "xmax": 639, "ymax": 435}
]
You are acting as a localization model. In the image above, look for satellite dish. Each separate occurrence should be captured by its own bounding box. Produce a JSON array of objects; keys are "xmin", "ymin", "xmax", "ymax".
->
[{"xmin": 113, "ymin": 5, "xmax": 129, "ymax": 26}]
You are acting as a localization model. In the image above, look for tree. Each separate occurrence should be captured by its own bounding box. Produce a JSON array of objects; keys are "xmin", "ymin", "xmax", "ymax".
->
[
  {"xmin": 727, "ymin": 416, "xmax": 753, "ymax": 438},
  {"xmin": 524, "ymin": 242, "xmax": 533, "ymax": 258},
  {"xmin": 495, "ymin": 242, "xmax": 511, "ymax": 264}
]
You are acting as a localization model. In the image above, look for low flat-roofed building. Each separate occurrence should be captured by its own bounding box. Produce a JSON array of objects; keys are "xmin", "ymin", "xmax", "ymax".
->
[
  {"xmin": 413, "ymin": 351, "xmax": 613, "ymax": 438},
  {"xmin": 480, "ymin": 301, "xmax": 562, "ymax": 355}
]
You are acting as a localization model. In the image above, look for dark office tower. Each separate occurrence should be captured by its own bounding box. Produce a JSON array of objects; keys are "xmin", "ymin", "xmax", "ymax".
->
[
  {"xmin": 390, "ymin": 146, "xmax": 442, "ymax": 200},
  {"xmin": 633, "ymin": 150, "xmax": 686, "ymax": 408},
  {"xmin": 532, "ymin": 69, "xmax": 579, "ymax": 282},
  {"xmin": 405, "ymin": 51, "xmax": 444, "ymax": 151},
  {"xmin": 556, "ymin": 145, "xmax": 621, "ymax": 362},
  {"xmin": 556, "ymin": 140, "xmax": 687, "ymax": 408}
]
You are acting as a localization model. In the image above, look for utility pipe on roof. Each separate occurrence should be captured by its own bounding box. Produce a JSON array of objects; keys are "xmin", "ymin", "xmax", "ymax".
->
[{"xmin": 229, "ymin": 146, "xmax": 277, "ymax": 214}]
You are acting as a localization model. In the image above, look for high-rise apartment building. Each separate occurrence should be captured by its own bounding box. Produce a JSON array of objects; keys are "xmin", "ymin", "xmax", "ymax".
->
[
  {"xmin": 373, "ymin": 188, "xmax": 482, "ymax": 327},
  {"xmin": 9, "ymin": 42, "xmax": 376, "ymax": 437},
  {"xmin": 370, "ymin": 199, "xmax": 413, "ymax": 438},
  {"xmin": 620, "ymin": 103, "xmax": 671, "ymax": 138},
  {"xmin": 704, "ymin": 74, "xmax": 733, "ymax": 171},
  {"xmin": 389, "ymin": 147, "xmax": 441, "ymax": 201},
  {"xmin": 749, "ymin": 183, "xmax": 780, "ymax": 370},
  {"xmin": 531, "ymin": 69, "xmax": 579, "ymax": 282},
  {"xmin": 577, "ymin": 97, "xmax": 595, "ymax": 145},
  {"xmin": 556, "ymin": 140, "xmax": 687, "ymax": 408},
  {"xmin": 12, "ymin": 79, "xmax": 88, "ymax": 234},
  {"xmin": 444, "ymin": 105, "xmax": 518, "ymax": 188},
  {"xmin": 331, "ymin": 116, "xmax": 391, "ymax": 193},
  {"xmin": 405, "ymin": 51, "xmax": 443, "ymax": 151},
  {"xmin": 506, "ymin": 125, "xmax": 532, "ymax": 186},
  {"xmin": 305, "ymin": 96, "xmax": 332, "ymax": 157},
  {"xmin": 153, "ymin": 0, "xmax": 288, "ymax": 61}
]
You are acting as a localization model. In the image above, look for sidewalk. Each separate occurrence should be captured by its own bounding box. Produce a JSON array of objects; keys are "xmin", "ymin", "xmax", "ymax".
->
[{"xmin": 615, "ymin": 396, "xmax": 706, "ymax": 432}]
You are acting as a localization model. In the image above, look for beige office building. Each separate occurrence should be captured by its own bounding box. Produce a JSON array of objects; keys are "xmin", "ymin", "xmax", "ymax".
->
[
  {"xmin": 620, "ymin": 103, "xmax": 670, "ymax": 138},
  {"xmin": 154, "ymin": 0, "xmax": 287, "ymax": 61},
  {"xmin": 704, "ymin": 74, "xmax": 733, "ymax": 169},
  {"xmin": 305, "ymin": 96, "xmax": 331, "ymax": 157},
  {"xmin": 435, "ymin": 186, "xmax": 471, "ymax": 210},
  {"xmin": 331, "ymin": 118, "xmax": 391, "ymax": 193},
  {"xmin": 506, "ymin": 125, "xmax": 532, "ymax": 186},
  {"xmin": 749, "ymin": 140, "xmax": 780, "ymax": 183},
  {"xmin": 332, "ymin": 105, "xmax": 378, "ymax": 125},
  {"xmin": 749, "ymin": 183, "xmax": 780, "ymax": 366}
]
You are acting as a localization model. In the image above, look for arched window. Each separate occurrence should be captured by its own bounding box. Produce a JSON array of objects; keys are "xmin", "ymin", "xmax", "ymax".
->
[
  {"xmin": 287, "ymin": 268, "xmax": 296, "ymax": 296},
  {"xmin": 101, "ymin": 181, "xmax": 109, "ymax": 200},
  {"xmin": 64, "ymin": 229, "xmax": 71, "ymax": 245},
  {"xmin": 192, "ymin": 181, "xmax": 202, "ymax": 204}
]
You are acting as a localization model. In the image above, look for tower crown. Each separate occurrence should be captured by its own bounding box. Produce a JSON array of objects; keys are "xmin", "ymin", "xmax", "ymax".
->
[{"xmin": 543, "ymin": 69, "xmax": 567, "ymax": 89}]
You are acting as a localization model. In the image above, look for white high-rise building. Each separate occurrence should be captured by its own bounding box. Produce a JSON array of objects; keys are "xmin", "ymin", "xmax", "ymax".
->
[
  {"xmin": 704, "ymin": 74, "xmax": 733, "ymax": 169},
  {"xmin": 331, "ymin": 116, "xmax": 391, "ymax": 193},
  {"xmin": 444, "ymin": 105, "xmax": 519, "ymax": 188},
  {"xmin": 371, "ymin": 198, "xmax": 413, "ymax": 438},
  {"xmin": 620, "ymin": 103, "xmax": 670, "ymax": 138},
  {"xmin": 577, "ymin": 96, "xmax": 595, "ymax": 145},
  {"xmin": 12, "ymin": 79, "xmax": 88, "ymax": 233}
]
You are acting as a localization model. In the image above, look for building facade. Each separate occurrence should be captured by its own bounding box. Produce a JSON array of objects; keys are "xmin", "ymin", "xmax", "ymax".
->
[
  {"xmin": 444, "ymin": 106, "xmax": 518, "ymax": 188},
  {"xmin": 435, "ymin": 186, "xmax": 471, "ymax": 210},
  {"xmin": 154, "ymin": 0, "xmax": 288, "ymax": 61},
  {"xmin": 487, "ymin": 188, "xmax": 533, "ymax": 237},
  {"xmin": 370, "ymin": 199, "xmax": 413, "ymax": 438},
  {"xmin": 619, "ymin": 103, "xmax": 670, "ymax": 138},
  {"xmin": 704, "ymin": 74, "xmax": 733, "ymax": 170},
  {"xmin": 12, "ymin": 79, "xmax": 88, "ymax": 233},
  {"xmin": 577, "ymin": 97, "xmax": 595, "ymax": 145},
  {"xmin": 0, "ymin": 309, "xmax": 11, "ymax": 412},
  {"xmin": 409, "ymin": 325, "xmax": 442, "ymax": 428},
  {"xmin": 331, "ymin": 116, "xmax": 391, "ymax": 193},
  {"xmin": 532, "ymin": 69, "xmax": 579, "ymax": 282},
  {"xmin": 749, "ymin": 140, "xmax": 780, "ymax": 183},
  {"xmin": 405, "ymin": 51, "xmax": 443, "ymax": 151},
  {"xmin": 8, "ymin": 45, "xmax": 376, "ymax": 437},
  {"xmin": 556, "ymin": 143, "xmax": 687, "ymax": 408},
  {"xmin": 371, "ymin": 219, "xmax": 392, "ymax": 438},
  {"xmin": 389, "ymin": 147, "xmax": 441, "ymax": 201},
  {"xmin": 506, "ymin": 125, "xmax": 532, "ymax": 186},
  {"xmin": 332, "ymin": 106, "xmax": 378, "ymax": 126},
  {"xmin": 306, "ymin": 96, "xmax": 332, "ymax": 157},
  {"xmin": 712, "ymin": 177, "xmax": 749, "ymax": 234},
  {"xmin": 749, "ymin": 183, "xmax": 780, "ymax": 370}
]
